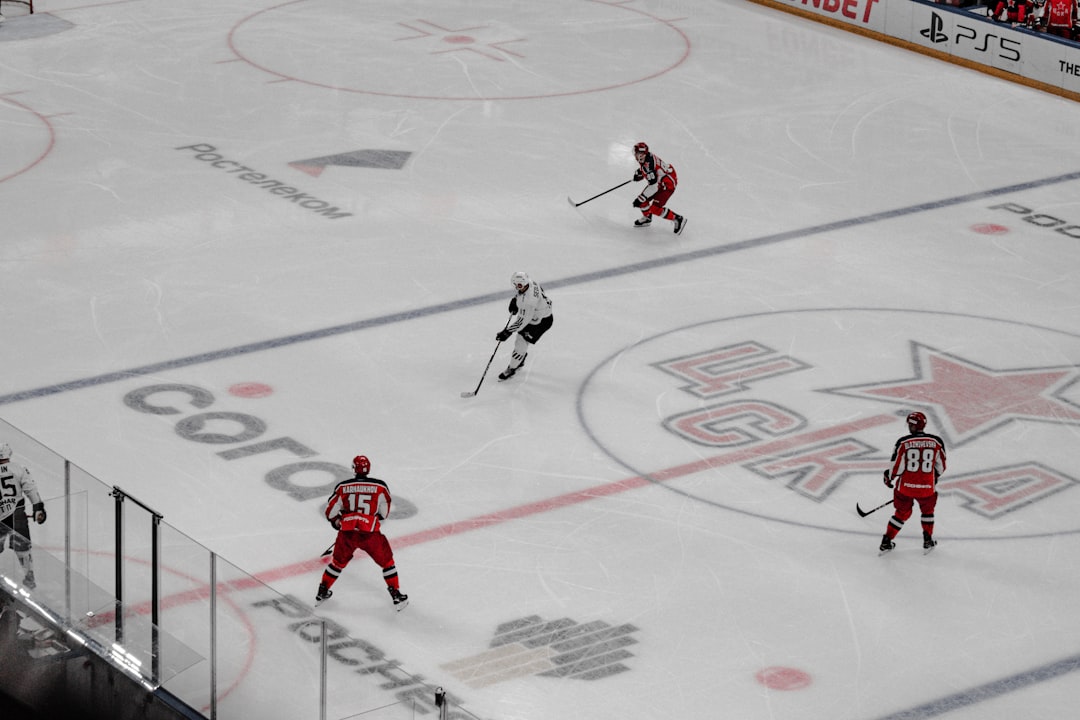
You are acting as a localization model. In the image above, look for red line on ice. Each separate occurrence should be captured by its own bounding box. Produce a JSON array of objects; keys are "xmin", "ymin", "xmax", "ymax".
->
[{"xmin": 254, "ymin": 413, "xmax": 895, "ymax": 584}]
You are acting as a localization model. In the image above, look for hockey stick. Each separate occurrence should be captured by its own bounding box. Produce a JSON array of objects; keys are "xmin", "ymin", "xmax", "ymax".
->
[
  {"xmin": 461, "ymin": 319, "xmax": 511, "ymax": 398},
  {"xmin": 567, "ymin": 179, "xmax": 633, "ymax": 208},
  {"xmin": 856, "ymin": 499, "xmax": 893, "ymax": 517},
  {"xmin": 321, "ymin": 543, "xmax": 333, "ymax": 557}
]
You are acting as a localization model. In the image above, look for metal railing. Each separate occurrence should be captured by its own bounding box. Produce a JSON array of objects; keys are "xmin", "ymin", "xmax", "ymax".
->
[{"xmin": 0, "ymin": 416, "xmax": 483, "ymax": 720}]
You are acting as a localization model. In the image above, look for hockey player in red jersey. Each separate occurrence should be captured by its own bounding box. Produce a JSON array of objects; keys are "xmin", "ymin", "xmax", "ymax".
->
[
  {"xmin": 879, "ymin": 412, "xmax": 946, "ymax": 554},
  {"xmin": 1042, "ymin": 0, "xmax": 1077, "ymax": 38},
  {"xmin": 316, "ymin": 455, "xmax": 408, "ymax": 610},
  {"xmin": 992, "ymin": 0, "xmax": 1032, "ymax": 24},
  {"xmin": 631, "ymin": 142, "xmax": 686, "ymax": 235},
  {"xmin": 495, "ymin": 271, "xmax": 554, "ymax": 381}
]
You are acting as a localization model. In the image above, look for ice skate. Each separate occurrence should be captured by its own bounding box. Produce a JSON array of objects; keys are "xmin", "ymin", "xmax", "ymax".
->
[
  {"xmin": 388, "ymin": 586, "xmax": 409, "ymax": 611},
  {"xmin": 315, "ymin": 583, "xmax": 332, "ymax": 606},
  {"xmin": 878, "ymin": 535, "xmax": 895, "ymax": 555},
  {"xmin": 673, "ymin": 214, "xmax": 687, "ymax": 235},
  {"xmin": 634, "ymin": 216, "xmax": 652, "ymax": 227},
  {"xmin": 923, "ymin": 532, "xmax": 937, "ymax": 554},
  {"xmin": 22, "ymin": 571, "xmax": 35, "ymax": 590},
  {"xmin": 498, "ymin": 354, "xmax": 526, "ymax": 381}
]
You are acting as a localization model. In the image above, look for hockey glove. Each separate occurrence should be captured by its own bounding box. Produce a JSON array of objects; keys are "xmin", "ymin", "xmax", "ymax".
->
[
  {"xmin": 508, "ymin": 297, "xmax": 518, "ymax": 314},
  {"xmin": 496, "ymin": 329, "xmax": 512, "ymax": 342},
  {"xmin": 330, "ymin": 515, "xmax": 342, "ymax": 530},
  {"xmin": 633, "ymin": 170, "xmax": 644, "ymax": 182},
  {"xmin": 882, "ymin": 470, "xmax": 893, "ymax": 488},
  {"xmin": 32, "ymin": 502, "xmax": 46, "ymax": 524},
  {"xmin": 633, "ymin": 194, "xmax": 649, "ymax": 208}
]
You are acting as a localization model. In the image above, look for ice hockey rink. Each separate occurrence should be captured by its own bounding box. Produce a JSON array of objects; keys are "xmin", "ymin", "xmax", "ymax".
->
[{"xmin": 4, "ymin": 0, "xmax": 1080, "ymax": 718}]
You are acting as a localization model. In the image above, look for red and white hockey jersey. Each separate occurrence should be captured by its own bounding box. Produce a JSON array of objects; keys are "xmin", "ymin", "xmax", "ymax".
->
[
  {"xmin": 888, "ymin": 432, "xmax": 946, "ymax": 498},
  {"xmin": 325, "ymin": 474, "xmax": 392, "ymax": 533},
  {"xmin": 636, "ymin": 152, "xmax": 678, "ymax": 187}
]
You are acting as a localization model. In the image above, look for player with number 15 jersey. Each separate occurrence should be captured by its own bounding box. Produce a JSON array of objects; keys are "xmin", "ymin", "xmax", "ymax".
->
[{"xmin": 316, "ymin": 455, "xmax": 408, "ymax": 610}]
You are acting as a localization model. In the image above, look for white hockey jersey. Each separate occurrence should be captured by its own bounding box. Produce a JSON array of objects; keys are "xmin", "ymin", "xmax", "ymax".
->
[
  {"xmin": 0, "ymin": 459, "xmax": 41, "ymax": 522},
  {"xmin": 507, "ymin": 281, "xmax": 553, "ymax": 334}
]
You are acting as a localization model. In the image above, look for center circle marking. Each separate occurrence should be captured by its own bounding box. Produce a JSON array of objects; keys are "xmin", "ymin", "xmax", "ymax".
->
[
  {"xmin": 577, "ymin": 308, "xmax": 1080, "ymax": 541},
  {"xmin": 227, "ymin": 0, "xmax": 690, "ymax": 100}
]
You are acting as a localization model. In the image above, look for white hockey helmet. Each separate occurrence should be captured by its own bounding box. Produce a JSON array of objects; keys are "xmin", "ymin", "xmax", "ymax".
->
[
  {"xmin": 0, "ymin": 443, "xmax": 11, "ymax": 461},
  {"xmin": 511, "ymin": 271, "xmax": 531, "ymax": 291}
]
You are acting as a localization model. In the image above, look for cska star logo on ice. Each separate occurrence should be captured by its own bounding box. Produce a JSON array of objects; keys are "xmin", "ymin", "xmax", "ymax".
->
[
  {"xmin": 579, "ymin": 309, "xmax": 1080, "ymax": 536},
  {"xmin": 826, "ymin": 342, "xmax": 1080, "ymax": 447},
  {"xmin": 441, "ymin": 615, "xmax": 639, "ymax": 688}
]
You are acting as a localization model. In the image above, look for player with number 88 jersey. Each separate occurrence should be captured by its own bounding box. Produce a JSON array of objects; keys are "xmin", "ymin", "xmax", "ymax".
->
[{"xmin": 879, "ymin": 412, "xmax": 947, "ymax": 554}]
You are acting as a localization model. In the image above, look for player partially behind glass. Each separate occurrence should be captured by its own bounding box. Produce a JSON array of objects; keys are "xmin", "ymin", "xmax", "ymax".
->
[
  {"xmin": 879, "ymin": 412, "xmax": 946, "ymax": 554},
  {"xmin": 316, "ymin": 455, "xmax": 408, "ymax": 610},
  {"xmin": 0, "ymin": 443, "xmax": 47, "ymax": 589}
]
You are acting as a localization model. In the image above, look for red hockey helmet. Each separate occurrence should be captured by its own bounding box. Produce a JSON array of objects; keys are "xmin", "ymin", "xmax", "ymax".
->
[
  {"xmin": 633, "ymin": 142, "xmax": 649, "ymax": 158},
  {"xmin": 353, "ymin": 455, "xmax": 371, "ymax": 475},
  {"xmin": 906, "ymin": 412, "xmax": 927, "ymax": 432}
]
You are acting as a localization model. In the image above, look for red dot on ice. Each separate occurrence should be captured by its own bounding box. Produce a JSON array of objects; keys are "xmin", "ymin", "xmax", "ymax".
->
[
  {"xmin": 971, "ymin": 223, "xmax": 1009, "ymax": 235},
  {"xmin": 229, "ymin": 382, "xmax": 273, "ymax": 398},
  {"xmin": 444, "ymin": 35, "xmax": 475, "ymax": 44},
  {"xmin": 755, "ymin": 666, "xmax": 812, "ymax": 690}
]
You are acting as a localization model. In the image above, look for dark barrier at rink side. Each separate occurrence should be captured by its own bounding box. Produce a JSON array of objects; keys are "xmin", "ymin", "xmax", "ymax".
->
[
  {"xmin": 0, "ymin": 578, "xmax": 202, "ymax": 720},
  {"xmin": 0, "ymin": 417, "xmax": 477, "ymax": 720}
]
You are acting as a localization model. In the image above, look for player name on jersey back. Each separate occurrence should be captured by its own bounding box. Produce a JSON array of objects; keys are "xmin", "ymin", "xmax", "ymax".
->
[{"xmin": 342, "ymin": 481, "xmax": 383, "ymax": 494}]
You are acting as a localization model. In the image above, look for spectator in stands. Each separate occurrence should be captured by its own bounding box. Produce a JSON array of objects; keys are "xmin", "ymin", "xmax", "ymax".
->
[
  {"xmin": 992, "ymin": 0, "xmax": 1032, "ymax": 23},
  {"xmin": 1043, "ymin": 0, "xmax": 1077, "ymax": 37},
  {"xmin": 1028, "ymin": 0, "xmax": 1048, "ymax": 28}
]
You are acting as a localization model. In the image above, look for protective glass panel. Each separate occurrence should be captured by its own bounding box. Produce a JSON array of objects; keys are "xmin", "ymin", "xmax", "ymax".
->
[{"xmin": 208, "ymin": 555, "xmax": 321, "ymax": 720}]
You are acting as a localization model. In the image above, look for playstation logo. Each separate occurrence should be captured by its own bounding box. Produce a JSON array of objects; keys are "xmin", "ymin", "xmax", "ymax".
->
[{"xmin": 920, "ymin": 12, "xmax": 948, "ymax": 43}]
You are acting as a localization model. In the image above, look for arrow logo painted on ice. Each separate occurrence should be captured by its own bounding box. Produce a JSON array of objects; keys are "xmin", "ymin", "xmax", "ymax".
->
[{"xmin": 289, "ymin": 149, "xmax": 412, "ymax": 177}]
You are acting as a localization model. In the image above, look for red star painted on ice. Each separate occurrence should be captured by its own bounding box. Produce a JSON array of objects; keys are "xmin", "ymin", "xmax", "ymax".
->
[{"xmin": 827, "ymin": 343, "xmax": 1080, "ymax": 445}]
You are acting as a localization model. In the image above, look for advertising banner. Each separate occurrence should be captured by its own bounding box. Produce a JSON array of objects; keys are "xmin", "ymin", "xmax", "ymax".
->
[{"xmin": 762, "ymin": 0, "xmax": 1080, "ymax": 99}]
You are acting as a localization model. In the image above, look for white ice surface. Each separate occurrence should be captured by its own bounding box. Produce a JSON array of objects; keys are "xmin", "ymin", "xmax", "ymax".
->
[{"xmin": 4, "ymin": 1, "xmax": 1080, "ymax": 719}]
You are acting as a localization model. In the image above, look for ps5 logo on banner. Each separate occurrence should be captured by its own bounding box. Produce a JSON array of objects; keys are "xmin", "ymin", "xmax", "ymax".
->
[
  {"xmin": 920, "ymin": 11, "xmax": 1021, "ymax": 61},
  {"xmin": 920, "ymin": 12, "xmax": 947, "ymax": 43}
]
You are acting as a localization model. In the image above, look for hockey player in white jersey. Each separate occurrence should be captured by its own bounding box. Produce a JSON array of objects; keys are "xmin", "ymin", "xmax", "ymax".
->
[
  {"xmin": 495, "ymin": 272, "xmax": 554, "ymax": 381},
  {"xmin": 0, "ymin": 443, "xmax": 46, "ymax": 589}
]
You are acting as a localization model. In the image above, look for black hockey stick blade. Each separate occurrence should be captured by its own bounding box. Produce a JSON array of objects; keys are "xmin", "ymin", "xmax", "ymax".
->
[
  {"xmin": 320, "ymin": 543, "xmax": 333, "ymax": 558},
  {"xmin": 856, "ymin": 499, "xmax": 893, "ymax": 517},
  {"xmin": 568, "ymin": 179, "xmax": 633, "ymax": 208}
]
